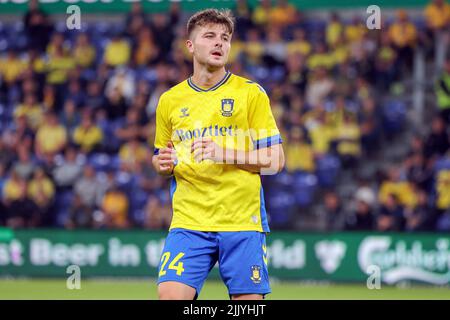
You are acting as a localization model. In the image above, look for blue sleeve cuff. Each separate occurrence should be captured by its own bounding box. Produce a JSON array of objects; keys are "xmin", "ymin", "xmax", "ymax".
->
[
  {"xmin": 153, "ymin": 148, "xmax": 160, "ymax": 155},
  {"xmin": 253, "ymin": 134, "xmax": 283, "ymax": 150}
]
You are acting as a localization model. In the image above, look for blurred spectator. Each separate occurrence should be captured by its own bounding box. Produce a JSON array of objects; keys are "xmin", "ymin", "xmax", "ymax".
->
[
  {"xmin": 2, "ymin": 169, "xmax": 26, "ymax": 206},
  {"xmin": 423, "ymin": 116, "xmax": 450, "ymax": 159},
  {"xmin": 285, "ymin": 127, "xmax": 315, "ymax": 173},
  {"xmin": 242, "ymin": 28, "xmax": 263, "ymax": 66},
  {"xmin": 85, "ymin": 81, "xmax": 105, "ymax": 112},
  {"xmin": 13, "ymin": 93, "xmax": 44, "ymax": 131},
  {"xmin": 96, "ymin": 170, "xmax": 117, "ymax": 207},
  {"xmin": 119, "ymin": 138, "xmax": 150, "ymax": 172},
  {"xmin": 45, "ymin": 42, "xmax": 76, "ymax": 86},
  {"xmin": 23, "ymin": 0, "xmax": 53, "ymax": 53},
  {"xmin": 35, "ymin": 111, "xmax": 67, "ymax": 160},
  {"xmin": 0, "ymin": 48, "xmax": 27, "ymax": 92},
  {"xmin": 52, "ymin": 146, "xmax": 83, "ymax": 189},
  {"xmin": 252, "ymin": 0, "xmax": 272, "ymax": 29},
  {"xmin": 374, "ymin": 33, "xmax": 397, "ymax": 92},
  {"xmin": 2, "ymin": 115, "xmax": 35, "ymax": 154},
  {"xmin": 435, "ymin": 57, "xmax": 450, "ymax": 124},
  {"xmin": 435, "ymin": 165, "xmax": 450, "ymax": 214},
  {"xmin": 105, "ymin": 67, "xmax": 135, "ymax": 105},
  {"xmin": 326, "ymin": 12, "xmax": 344, "ymax": 48},
  {"xmin": 46, "ymin": 32, "xmax": 70, "ymax": 58},
  {"xmin": 103, "ymin": 33, "xmax": 131, "ymax": 67},
  {"xmin": 269, "ymin": 0, "xmax": 297, "ymax": 28},
  {"xmin": 308, "ymin": 42, "xmax": 334, "ymax": 71},
  {"xmin": 388, "ymin": 10, "xmax": 418, "ymax": 73},
  {"xmin": 404, "ymin": 189, "xmax": 430, "ymax": 231},
  {"xmin": 233, "ymin": 0, "xmax": 254, "ymax": 39},
  {"xmin": 65, "ymin": 79, "xmax": 86, "ymax": 108},
  {"xmin": 42, "ymin": 84, "xmax": 57, "ymax": 111},
  {"xmin": 59, "ymin": 99, "xmax": 80, "ymax": 136},
  {"xmin": 73, "ymin": 110, "xmax": 104, "ymax": 154},
  {"xmin": 125, "ymin": 1, "xmax": 148, "ymax": 39},
  {"xmin": 264, "ymin": 28, "xmax": 287, "ymax": 66},
  {"xmin": 143, "ymin": 195, "xmax": 171, "ymax": 230},
  {"xmin": 0, "ymin": 138, "xmax": 15, "ymax": 170},
  {"xmin": 377, "ymin": 193, "xmax": 404, "ymax": 231},
  {"xmin": 6, "ymin": 179, "xmax": 40, "ymax": 228},
  {"xmin": 0, "ymin": 163, "xmax": 6, "ymax": 200},
  {"xmin": 405, "ymin": 152, "xmax": 433, "ymax": 191},
  {"xmin": 344, "ymin": 190, "xmax": 376, "ymax": 231},
  {"xmin": 305, "ymin": 67, "xmax": 335, "ymax": 107},
  {"xmin": 333, "ymin": 113, "xmax": 361, "ymax": 168},
  {"xmin": 359, "ymin": 97, "xmax": 381, "ymax": 157},
  {"xmin": 103, "ymin": 87, "xmax": 128, "ymax": 121},
  {"xmin": 423, "ymin": 0, "xmax": 450, "ymax": 54},
  {"xmin": 13, "ymin": 145, "xmax": 35, "ymax": 180},
  {"xmin": 65, "ymin": 194, "xmax": 93, "ymax": 229},
  {"xmin": 379, "ymin": 167, "xmax": 418, "ymax": 209},
  {"xmin": 424, "ymin": 0, "xmax": 450, "ymax": 32},
  {"xmin": 287, "ymin": 28, "xmax": 312, "ymax": 58},
  {"xmin": 345, "ymin": 15, "xmax": 366, "ymax": 43},
  {"xmin": 27, "ymin": 167, "xmax": 55, "ymax": 225},
  {"xmin": 100, "ymin": 187, "xmax": 130, "ymax": 229},
  {"xmin": 150, "ymin": 4, "xmax": 180, "ymax": 59},
  {"xmin": 115, "ymin": 108, "xmax": 146, "ymax": 143},
  {"xmin": 73, "ymin": 33, "xmax": 96, "ymax": 69},
  {"xmin": 74, "ymin": 164, "xmax": 100, "ymax": 209},
  {"xmin": 133, "ymin": 26, "xmax": 159, "ymax": 67},
  {"xmin": 321, "ymin": 191, "xmax": 345, "ymax": 231}
]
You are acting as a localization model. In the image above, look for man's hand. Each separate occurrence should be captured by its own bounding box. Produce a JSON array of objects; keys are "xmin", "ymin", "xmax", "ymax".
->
[
  {"xmin": 152, "ymin": 141, "xmax": 177, "ymax": 176},
  {"xmin": 191, "ymin": 138, "xmax": 224, "ymax": 163}
]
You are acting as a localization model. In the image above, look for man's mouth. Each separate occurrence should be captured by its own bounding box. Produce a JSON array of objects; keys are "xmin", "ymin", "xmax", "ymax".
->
[{"xmin": 211, "ymin": 51, "xmax": 223, "ymax": 57}]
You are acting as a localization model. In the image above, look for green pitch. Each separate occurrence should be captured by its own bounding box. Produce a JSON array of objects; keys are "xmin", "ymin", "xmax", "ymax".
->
[{"xmin": 0, "ymin": 279, "xmax": 449, "ymax": 300}]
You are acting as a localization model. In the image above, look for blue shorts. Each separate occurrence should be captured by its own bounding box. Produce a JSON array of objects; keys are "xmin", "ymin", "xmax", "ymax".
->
[{"xmin": 157, "ymin": 228, "xmax": 271, "ymax": 298}]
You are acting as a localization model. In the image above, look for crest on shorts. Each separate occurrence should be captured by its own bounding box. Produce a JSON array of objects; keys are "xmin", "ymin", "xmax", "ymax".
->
[
  {"xmin": 250, "ymin": 265, "xmax": 261, "ymax": 284},
  {"xmin": 221, "ymin": 99, "xmax": 234, "ymax": 117}
]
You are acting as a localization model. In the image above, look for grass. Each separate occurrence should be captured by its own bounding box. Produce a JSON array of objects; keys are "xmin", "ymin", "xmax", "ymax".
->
[{"xmin": 0, "ymin": 279, "xmax": 449, "ymax": 300}]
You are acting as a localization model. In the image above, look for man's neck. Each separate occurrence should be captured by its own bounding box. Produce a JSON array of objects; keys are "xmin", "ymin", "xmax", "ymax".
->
[{"xmin": 191, "ymin": 66, "xmax": 227, "ymax": 89}]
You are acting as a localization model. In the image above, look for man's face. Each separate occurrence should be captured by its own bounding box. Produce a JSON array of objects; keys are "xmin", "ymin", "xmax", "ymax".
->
[{"xmin": 187, "ymin": 23, "xmax": 231, "ymax": 70}]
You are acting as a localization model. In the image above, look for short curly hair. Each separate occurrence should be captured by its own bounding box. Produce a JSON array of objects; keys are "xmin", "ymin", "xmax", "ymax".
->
[{"xmin": 187, "ymin": 9, "xmax": 235, "ymax": 38}]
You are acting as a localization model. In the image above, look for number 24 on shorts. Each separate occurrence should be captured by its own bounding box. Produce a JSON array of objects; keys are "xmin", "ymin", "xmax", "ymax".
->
[{"xmin": 159, "ymin": 252, "xmax": 185, "ymax": 276}]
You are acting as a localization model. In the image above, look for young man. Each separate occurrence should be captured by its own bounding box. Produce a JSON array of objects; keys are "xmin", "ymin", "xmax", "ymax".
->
[{"xmin": 152, "ymin": 9, "xmax": 285, "ymax": 300}]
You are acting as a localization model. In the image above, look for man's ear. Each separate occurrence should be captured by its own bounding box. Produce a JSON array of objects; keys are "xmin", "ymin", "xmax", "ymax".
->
[{"xmin": 186, "ymin": 39, "xmax": 194, "ymax": 54}]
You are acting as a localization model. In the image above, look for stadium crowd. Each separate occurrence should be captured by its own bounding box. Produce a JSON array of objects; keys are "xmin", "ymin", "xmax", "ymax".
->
[{"xmin": 0, "ymin": 0, "xmax": 449, "ymax": 231}]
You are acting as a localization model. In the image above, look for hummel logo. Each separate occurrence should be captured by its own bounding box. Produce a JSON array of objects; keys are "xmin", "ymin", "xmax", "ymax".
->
[{"xmin": 180, "ymin": 108, "xmax": 189, "ymax": 118}]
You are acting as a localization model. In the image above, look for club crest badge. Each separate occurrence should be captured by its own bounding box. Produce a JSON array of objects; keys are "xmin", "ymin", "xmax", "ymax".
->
[
  {"xmin": 221, "ymin": 99, "xmax": 234, "ymax": 117},
  {"xmin": 250, "ymin": 265, "xmax": 262, "ymax": 284}
]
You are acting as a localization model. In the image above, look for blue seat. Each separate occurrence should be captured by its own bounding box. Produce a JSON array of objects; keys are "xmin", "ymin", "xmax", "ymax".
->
[
  {"xmin": 89, "ymin": 153, "xmax": 112, "ymax": 171},
  {"xmin": 316, "ymin": 154, "xmax": 341, "ymax": 187},
  {"xmin": 382, "ymin": 100, "xmax": 406, "ymax": 133},
  {"xmin": 54, "ymin": 190, "xmax": 74, "ymax": 227},
  {"xmin": 292, "ymin": 172, "xmax": 318, "ymax": 207},
  {"xmin": 434, "ymin": 157, "xmax": 450, "ymax": 173},
  {"xmin": 266, "ymin": 190, "xmax": 295, "ymax": 227}
]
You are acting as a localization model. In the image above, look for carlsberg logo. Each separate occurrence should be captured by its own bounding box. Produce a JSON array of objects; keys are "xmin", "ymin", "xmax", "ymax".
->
[{"xmin": 358, "ymin": 236, "xmax": 450, "ymax": 285}]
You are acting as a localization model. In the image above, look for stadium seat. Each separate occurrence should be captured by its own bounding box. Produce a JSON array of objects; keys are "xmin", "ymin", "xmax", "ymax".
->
[
  {"xmin": 316, "ymin": 154, "xmax": 341, "ymax": 188},
  {"xmin": 434, "ymin": 156, "xmax": 450, "ymax": 173},
  {"xmin": 89, "ymin": 153, "xmax": 112, "ymax": 172},
  {"xmin": 382, "ymin": 99, "xmax": 407, "ymax": 134},
  {"xmin": 292, "ymin": 172, "xmax": 318, "ymax": 207},
  {"xmin": 266, "ymin": 189, "xmax": 295, "ymax": 227}
]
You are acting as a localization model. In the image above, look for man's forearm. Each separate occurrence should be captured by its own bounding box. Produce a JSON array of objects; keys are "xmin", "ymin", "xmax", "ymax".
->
[{"xmin": 223, "ymin": 145, "xmax": 285, "ymax": 174}]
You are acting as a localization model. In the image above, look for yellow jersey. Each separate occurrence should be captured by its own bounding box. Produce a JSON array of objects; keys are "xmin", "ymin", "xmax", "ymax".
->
[{"xmin": 154, "ymin": 72, "xmax": 282, "ymax": 232}]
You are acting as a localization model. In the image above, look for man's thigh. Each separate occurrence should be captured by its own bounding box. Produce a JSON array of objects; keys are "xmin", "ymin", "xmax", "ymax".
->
[
  {"xmin": 218, "ymin": 231, "xmax": 271, "ymax": 297},
  {"xmin": 157, "ymin": 228, "xmax": 218, "ymax": 298}
]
